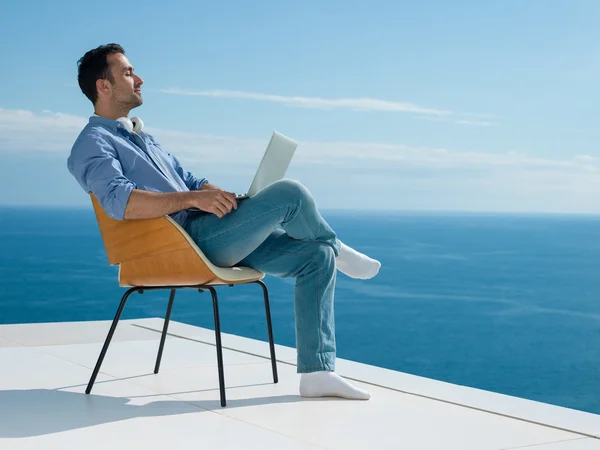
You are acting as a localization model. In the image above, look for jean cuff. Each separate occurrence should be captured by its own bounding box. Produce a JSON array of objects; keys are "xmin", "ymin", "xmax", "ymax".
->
[{"xmin": 297, "ymin": 358, "xmax": 335, "ymax": 373}]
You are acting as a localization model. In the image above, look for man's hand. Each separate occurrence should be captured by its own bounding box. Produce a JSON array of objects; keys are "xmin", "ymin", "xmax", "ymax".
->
[{"xmin": 189, "ymin": 190, "xmax": 237, "ymax": 218}]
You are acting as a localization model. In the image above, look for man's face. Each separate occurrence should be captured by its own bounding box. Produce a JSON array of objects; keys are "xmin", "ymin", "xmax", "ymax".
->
[{"xmin": 104, "ymin": 53, "xmax": 144, "ymax": 110}]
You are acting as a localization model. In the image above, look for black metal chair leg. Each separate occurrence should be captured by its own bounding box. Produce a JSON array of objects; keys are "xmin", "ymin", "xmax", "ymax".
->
[
  {"xmin": 86, "ymin": 286, "xmax": 141, "ymax": 394},
  {"xmin": 154, "ymin": 289, "xmax": 176, "ymax": 374},
  {"xmin": 208, "ymin": 286, "xmax": 226, "ymax": 407},
  {"xmin": 255, "ymin": 280, "xmax": 278, "ymax": 384}
]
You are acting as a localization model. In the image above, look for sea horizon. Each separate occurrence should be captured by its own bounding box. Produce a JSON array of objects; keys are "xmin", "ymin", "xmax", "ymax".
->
[{"xmin": 2, "ymin": 204, "xmax": 599, "ymax": 218}]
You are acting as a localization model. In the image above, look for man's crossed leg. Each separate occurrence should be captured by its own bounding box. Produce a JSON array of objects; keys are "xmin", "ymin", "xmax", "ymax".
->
[{"xmin": 184, "ymin": 179, "xmax": 380, "ymax": 400}]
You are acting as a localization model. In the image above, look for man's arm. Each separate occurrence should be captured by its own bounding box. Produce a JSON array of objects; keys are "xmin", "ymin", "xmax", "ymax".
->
[
  {"xmin": 123, "ymin": 188, "xmax": 238, "ymax": 220},
  {"xmin": 68, "ymin": 133, "xmax": 137, "ymax": 220},
  {"xmin": 68, "ymin": 133, "xmax": 236, "ymax": 220},
  {"xmin": 122, "ymin": 189, "xmax": 194, "ymax": 219},
  {"xmin": 69, "ymin": 134, "xmax": 194, "ymax": 219}
]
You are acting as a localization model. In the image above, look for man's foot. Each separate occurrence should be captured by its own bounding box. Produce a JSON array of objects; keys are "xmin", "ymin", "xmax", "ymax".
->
[
  {"xmin": 336, "ymin": 242, "xmax": 381, "ymax": 279},
  {"xmin": 299, "ymin": 371, "xmax": 371, "ymax": 400}
]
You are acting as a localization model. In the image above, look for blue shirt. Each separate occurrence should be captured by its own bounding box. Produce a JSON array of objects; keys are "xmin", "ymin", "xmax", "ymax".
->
[{"xmin": 67, "ymin": 115, "xmax": 208, "ymax": 225}]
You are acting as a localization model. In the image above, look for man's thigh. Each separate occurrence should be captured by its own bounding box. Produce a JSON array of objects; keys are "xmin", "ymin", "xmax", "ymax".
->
[
  {"xmin": 184, "ymin": 199, "xmax": 288, "ymax": 267},
  {"xmin": 239, "ymin": 229, "xmax": 324, "ymax": 278}
]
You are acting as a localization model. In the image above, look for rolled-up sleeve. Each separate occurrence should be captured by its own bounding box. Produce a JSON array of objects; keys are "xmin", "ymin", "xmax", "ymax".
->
[
  {"xmin": 171, "ymin": 153, "xmax": 208, "ymax": 191},
  {"xmin": 67, "ymin": 133, "xmax": 136, "ymax": 220}
]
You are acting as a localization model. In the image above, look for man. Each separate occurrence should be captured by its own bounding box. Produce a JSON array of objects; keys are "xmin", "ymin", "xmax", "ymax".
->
[{"xmin": 68, "ymin": 44, "xmax": 381, "ymax": 400}]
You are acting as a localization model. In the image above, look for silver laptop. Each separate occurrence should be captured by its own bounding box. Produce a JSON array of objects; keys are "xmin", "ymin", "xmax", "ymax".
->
[{"xmin": 235, "ymin": 131, "xmax": 298, "ymax": 200}]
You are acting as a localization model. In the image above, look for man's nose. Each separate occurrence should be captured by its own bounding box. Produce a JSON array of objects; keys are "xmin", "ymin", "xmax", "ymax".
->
[{"xmin": 135, "ymin": 74, "xmax": 144, "ymax": 86}]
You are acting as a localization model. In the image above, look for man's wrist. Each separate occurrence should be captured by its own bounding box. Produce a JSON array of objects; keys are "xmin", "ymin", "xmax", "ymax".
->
[
  {"xmin": 200, "ymin": 182, "xmax": 219, "ymax": 191},
  {"xmin": 181, "ymin": 191, "xmax": 198, "ymax": 209}
]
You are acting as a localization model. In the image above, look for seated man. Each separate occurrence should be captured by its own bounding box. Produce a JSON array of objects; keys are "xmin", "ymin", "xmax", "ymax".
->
[{"xmin": 68, "ymin": 44, "xmax": 381, "ymax": 400}]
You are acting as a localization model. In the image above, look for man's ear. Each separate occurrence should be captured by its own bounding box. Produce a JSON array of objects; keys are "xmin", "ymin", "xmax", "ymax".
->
[{"xmin": 96, "ymin": 79, "xmax": 111, "ymax": 98}]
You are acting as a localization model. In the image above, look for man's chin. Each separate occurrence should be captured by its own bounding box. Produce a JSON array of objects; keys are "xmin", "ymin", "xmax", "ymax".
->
[{"xmin": 131, "ymin": 96, "xmax": 143, "ymax": 108}]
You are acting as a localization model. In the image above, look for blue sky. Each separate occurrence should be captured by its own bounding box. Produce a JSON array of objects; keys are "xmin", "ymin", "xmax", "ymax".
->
[{"xmin": 1, "ymin": 0, "xmax": 598, "ymax": 212}]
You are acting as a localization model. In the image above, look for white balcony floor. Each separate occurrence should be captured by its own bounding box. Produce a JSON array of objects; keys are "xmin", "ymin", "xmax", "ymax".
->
[{"xmin": 1, "ymin": 318, "xmax": 600, "ymax": 449}]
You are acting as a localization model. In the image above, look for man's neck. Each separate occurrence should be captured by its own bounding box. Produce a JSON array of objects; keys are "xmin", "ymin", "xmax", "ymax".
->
[{"xmin": 93, "ymin": 104, "xmax": 130, "ymax": 120}]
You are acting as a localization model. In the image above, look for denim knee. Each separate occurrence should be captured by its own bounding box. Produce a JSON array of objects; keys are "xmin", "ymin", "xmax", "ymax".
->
[
  {"xmin": 310, "ymin": 243, "xmax": 336, "ymax": 275},
  {"xmin": 270, "ymin": 178, "xmax": 311, "ymax": 204}
]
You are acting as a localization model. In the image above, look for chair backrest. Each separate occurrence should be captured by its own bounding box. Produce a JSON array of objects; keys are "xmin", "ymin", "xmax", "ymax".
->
[
  {"xmin": 89, "ymin": 193, "xmax": 263, "ymax": 287},
  {"xmin": 90, "ymin": 193, "xmax": 191, "ymax": 266}
]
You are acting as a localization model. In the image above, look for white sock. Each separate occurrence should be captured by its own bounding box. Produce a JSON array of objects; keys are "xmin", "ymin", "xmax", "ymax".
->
[
  {"xmin": 299, "ymin": 371, "xmax": 371, "ymax": 400},
  {"xmin": 336, "ymin": 242, "xmax": 381, "ymax": 279}
]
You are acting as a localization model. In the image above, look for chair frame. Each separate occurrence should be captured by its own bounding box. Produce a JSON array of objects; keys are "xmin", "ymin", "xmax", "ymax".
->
[{"xmin": 85, "ymin": 281, "xmax": 278, "ymax": 407}]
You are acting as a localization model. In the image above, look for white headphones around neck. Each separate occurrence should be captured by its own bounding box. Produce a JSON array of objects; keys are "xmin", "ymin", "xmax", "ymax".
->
[{"xmin": 116, "ymin": 116, "xmax": 144, "ymax": 134}]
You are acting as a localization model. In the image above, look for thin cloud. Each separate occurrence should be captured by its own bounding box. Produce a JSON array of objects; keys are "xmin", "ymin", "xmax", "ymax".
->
[
  {"xmin": 0, "ymin": 107, "xmax": 593, "ymax": 176},
  {"xmin": 574, "ymin": 154, "xmax": 597, "ymax": 163},
  {"xmin": 1, "ymin": 106, "xmax": 598, "ymax": 213},
  {"xmin": 159, "ymin": 88, "xmax": 454, "ymax": 116},
  {"xmin": 413, "ymin": 116, "xmax": 497, "ymax": 127},
  {"xmin": 0, "ymin": 107, "xmax": 86, "ymax": 152}
]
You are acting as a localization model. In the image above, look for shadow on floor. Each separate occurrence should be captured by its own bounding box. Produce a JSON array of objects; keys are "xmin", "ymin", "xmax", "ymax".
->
[{"xmin": 0, "ymin": 386, "xmax": 307, "ymax": 438}]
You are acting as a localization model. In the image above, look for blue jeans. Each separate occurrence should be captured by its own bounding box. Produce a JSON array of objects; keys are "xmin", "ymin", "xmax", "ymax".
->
[{"xmin": 183, "ymin": 179, "xmax": 341, "ymax": 373}]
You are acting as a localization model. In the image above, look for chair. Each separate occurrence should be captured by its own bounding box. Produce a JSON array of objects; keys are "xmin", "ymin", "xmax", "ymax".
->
[{"xmin": 85, "ymin": 193, "xmax": 278, "ymax": 407}]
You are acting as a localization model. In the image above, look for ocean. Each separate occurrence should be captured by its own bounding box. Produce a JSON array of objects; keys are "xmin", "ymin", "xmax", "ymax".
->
[{"xmin": 1, "ymin": 206, "xmax": 600, "ymax": 414}]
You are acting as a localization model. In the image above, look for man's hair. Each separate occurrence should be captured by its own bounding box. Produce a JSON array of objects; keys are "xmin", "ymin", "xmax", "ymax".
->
[{"xmin": 77, "ymin": 43, "xmax": 125, "ymax": 104}]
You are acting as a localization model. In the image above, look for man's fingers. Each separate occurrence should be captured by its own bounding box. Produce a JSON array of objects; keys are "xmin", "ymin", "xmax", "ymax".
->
[
  {"xmin": 216, "ymin": 195, "xmax": 232, "ymax": 213},
  {"xmin": 208, "ymin": 200, "xmax": 226, "ymax": 217},
  {"xmin": 210, "ymin": 206, "xmax": 224, "ymax": 218},
  {"xmin": 199, "ymin": 190, "xmax": 238, "ymax": 217},
  {"xmin": 220, "ymin": 191, "xmax": 238, "ymax": 210},
  {"xmin": 213, "ymin": 200, "xmax": 229, "ymax": 217},
  {"xmin": 222, "ymin": 195, "xmax": 234, "ymax": 212}
]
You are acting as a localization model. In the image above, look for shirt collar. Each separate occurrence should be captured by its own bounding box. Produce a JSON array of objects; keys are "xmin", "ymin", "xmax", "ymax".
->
[{"xmin": 89, "ymin": 114, "xmax": 124, "ymax": 133}]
